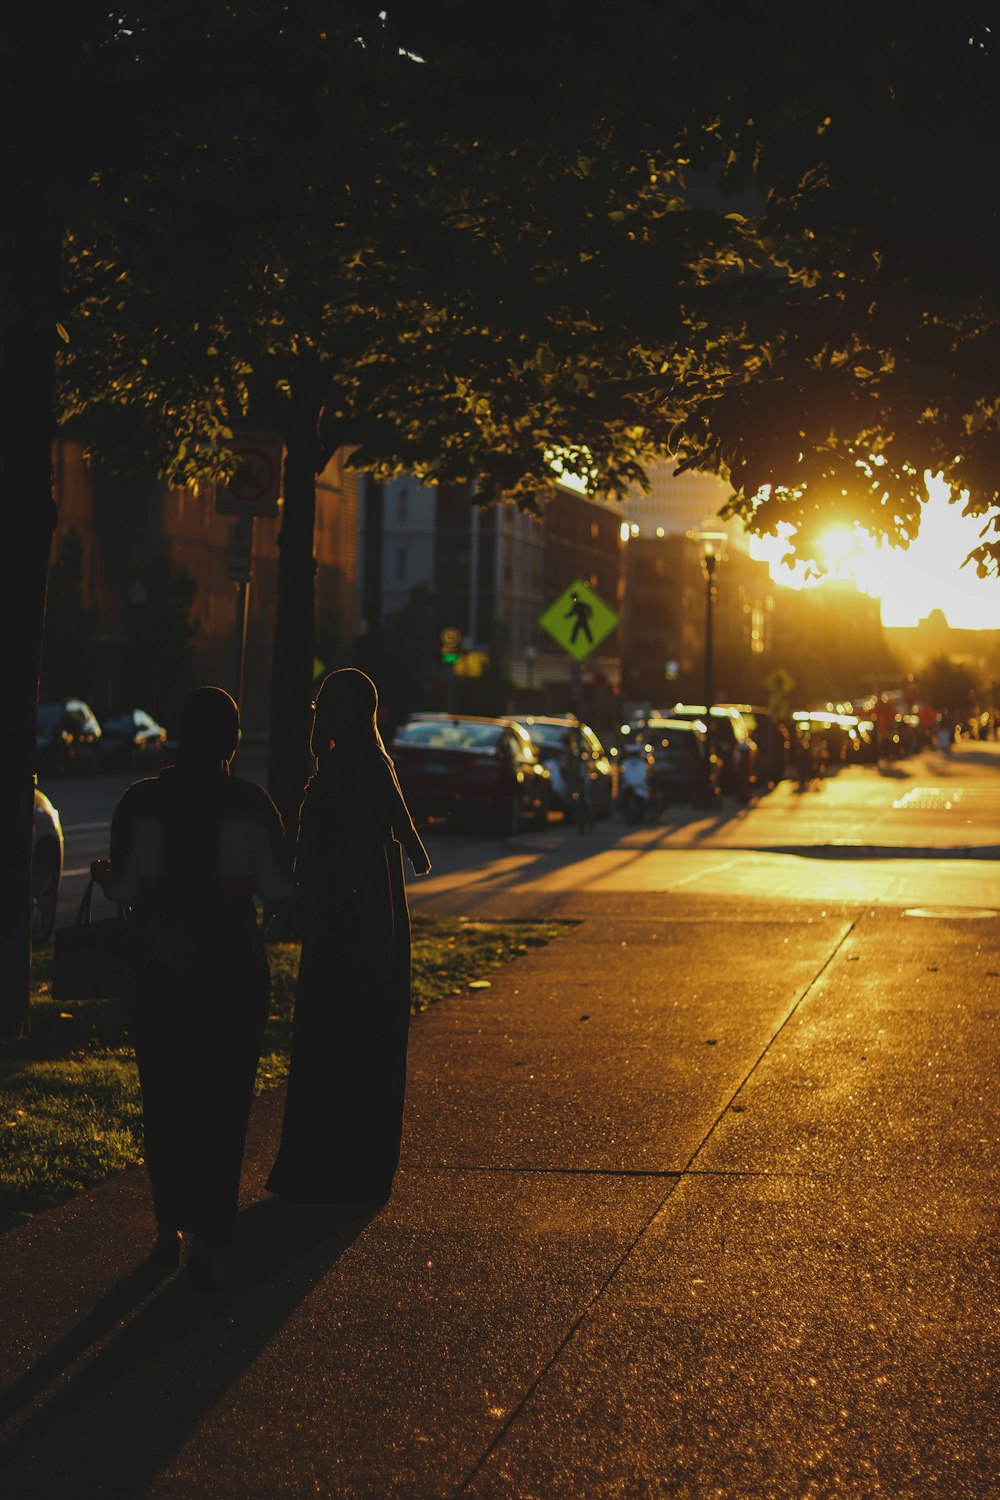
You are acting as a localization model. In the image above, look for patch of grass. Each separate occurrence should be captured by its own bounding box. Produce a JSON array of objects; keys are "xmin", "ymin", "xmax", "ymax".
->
[
  {"xmin": 1, "ymin": 917, "xmax": 567, "ymax": 1233},
  {"xmin": 409, "ymin": 913, "xmax": 565, "ymax": 1013},
  {"xmin": 2, "ymin": 1054, "xmax": 143, "ymax": 1213}
]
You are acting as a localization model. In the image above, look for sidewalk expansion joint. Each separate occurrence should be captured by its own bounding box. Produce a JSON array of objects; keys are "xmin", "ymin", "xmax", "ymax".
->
[
  {"xmin": 453, "ymin": 1172, "xmax": 683, "ymax": 1495},
  {"xmin": 455, "ymin": 921, "xmax": 865, "ymax": 1494},
  {"xmin": 408, "ymin": 1163, "xmax": 939, "ymax": 1183},
  {"xmin": 406, "ymin": 1164, "xmax": 681, "ymax": 1179},
  {"xmin": 679, "ymin": 915, "xmax": 859, "ymax": 1178}
]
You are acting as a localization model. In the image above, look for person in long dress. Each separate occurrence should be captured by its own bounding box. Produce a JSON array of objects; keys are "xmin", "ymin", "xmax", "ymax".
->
[
  {"xmin": 265, "ymin": 668, "xmax": 431, "ymax": 1213},
  {"xmin": 92, "ymin": 686, "xmax": 294, "ymax": 1291}
]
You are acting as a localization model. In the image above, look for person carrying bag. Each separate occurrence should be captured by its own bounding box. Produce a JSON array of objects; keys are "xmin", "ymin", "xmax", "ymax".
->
[
  {"xmin": 52, "ymin": 876, "xmax": 131, "ymax": 1002},
  {"xmin": 91, "ymin": 687, "xmax": 294, "ymax": 1292}
]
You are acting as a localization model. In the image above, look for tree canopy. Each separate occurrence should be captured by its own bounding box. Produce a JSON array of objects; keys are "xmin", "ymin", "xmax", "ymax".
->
[
  {"xmin": 52, "ymin": 2, "xmax": 753, "ymax": 831},
  {"xmin": 659, "ymin": 4, "xmax": 1000, "ymax": 574},
  {"xmin": 58, "ymin": 4, "xmax": 1000, "ymax": 553}
]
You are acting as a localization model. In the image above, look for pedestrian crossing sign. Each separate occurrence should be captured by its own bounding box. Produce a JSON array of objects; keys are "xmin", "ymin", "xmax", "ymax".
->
[{"xmin": 539, "ymin": 579, "xmax": 619, "ymax": 662}]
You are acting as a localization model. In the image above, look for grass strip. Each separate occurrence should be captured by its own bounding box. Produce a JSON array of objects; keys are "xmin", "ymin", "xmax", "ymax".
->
[{"xmin": 1, "ymin": 915, "xmax": 566, "ymax": 1232}]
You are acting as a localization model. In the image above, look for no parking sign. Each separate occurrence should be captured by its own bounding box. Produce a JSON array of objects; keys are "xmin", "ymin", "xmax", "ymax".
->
[{"xmin": 216, "ymin": 431, "xmax": 284, "ymax": 517}]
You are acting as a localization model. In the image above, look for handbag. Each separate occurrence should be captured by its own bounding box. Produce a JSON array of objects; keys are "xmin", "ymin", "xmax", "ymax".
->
[{"xmin": 52, "ymin": 878, "xmax": 131, "ymax": 1001}]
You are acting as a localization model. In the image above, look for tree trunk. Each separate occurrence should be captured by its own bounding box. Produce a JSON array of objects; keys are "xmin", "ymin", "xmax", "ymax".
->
[
  {"xmin": 266, "ymin": 419, "xmax": 322, "ymax": 849},
  {"xmin": 0, "ymin": 224, "xmax": 60, "ymax": 1041}
]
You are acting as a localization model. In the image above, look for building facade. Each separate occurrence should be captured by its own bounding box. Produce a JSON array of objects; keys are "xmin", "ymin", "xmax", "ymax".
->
[
  {"xmin": 621, "ymin": 532, "xmax": 776, "ymax": 709},
  {"xmin": 48, "ymin": 436, "xmax": 358, "ymax": 735}
]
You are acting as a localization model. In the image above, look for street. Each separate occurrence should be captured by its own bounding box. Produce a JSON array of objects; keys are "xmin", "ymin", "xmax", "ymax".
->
[
  {"xmin": 409, "ymin": 737, "xmax": 1000, "ymax": 917},
  {"xmin": 50, "ymin": 737, "xmax": 1000, "ymax": 928}
]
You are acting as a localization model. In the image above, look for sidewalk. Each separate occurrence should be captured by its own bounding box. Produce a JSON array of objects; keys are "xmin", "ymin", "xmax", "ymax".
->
[{"xmin": 1, "ymin": 891, "xmax": 996, "ymax": 1499}]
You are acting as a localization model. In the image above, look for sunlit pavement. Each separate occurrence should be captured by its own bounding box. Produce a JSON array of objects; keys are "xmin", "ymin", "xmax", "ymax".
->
[
  {"xmin": 3, "ymin": 738, "xmax": 996, "ymax": 1497},
  {"xmin": 410, "ymin": 737, "xmax": 1000, "ymax": 916}
]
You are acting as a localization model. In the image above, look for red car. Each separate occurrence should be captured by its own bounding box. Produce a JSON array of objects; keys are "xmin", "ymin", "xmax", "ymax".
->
[{"xmin": 391, "ymin": 714, "xmax": 552, "ymax": 835}]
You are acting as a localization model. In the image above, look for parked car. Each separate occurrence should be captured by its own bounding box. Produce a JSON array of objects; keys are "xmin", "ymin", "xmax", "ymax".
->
[
  {"xmin": 792, "ymin": 710, "xmax": 863, "ymax": 772},
  {"xmin": 391, "ymin": 713, "xmax": 552, "ymax": 835},
  {"xmin": 667, "ymin": 703, "xmax": 759, "ymax": 802},
  {"xmin": 716, "ymin": 704, "xmax": 790, "ymax": 789},
  {"xmin": 507, "ymin": 715, "xmax": 615, "ymax": 822},
  {"xmin": 789, "ymin": 712, "xmax": 832, "ymax": 785},
  {"xmin": 641, "ymin": 716, "xmax": 723, "ymax": 809},
  {"xmin": 35, "ymin": 697, "xmax": 102, "ymax": 776},
  {"xmin": 99, "ymin": 707, "xmax": 169, "ymax": 771},
  {"xmin": 32, "ymin": 783, "xmax": 64, "ymax": 945}
]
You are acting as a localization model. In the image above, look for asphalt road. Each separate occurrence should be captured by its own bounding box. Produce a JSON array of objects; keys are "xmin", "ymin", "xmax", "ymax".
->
[{"xmin": 48, "ymin": 737, "xmax": 1000, "ymax": 927}]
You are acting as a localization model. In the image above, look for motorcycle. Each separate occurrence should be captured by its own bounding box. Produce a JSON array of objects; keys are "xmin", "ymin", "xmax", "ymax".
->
[{"xmin": 617, "ymin": 744, "xmax": 658, "ymax": 824}]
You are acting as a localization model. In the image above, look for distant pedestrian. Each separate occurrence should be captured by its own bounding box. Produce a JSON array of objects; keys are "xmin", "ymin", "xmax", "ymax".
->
[
  {"xmin": 918, "ymin": 701, "xmax": 938, "ymax": 748},
  {"xmin": 873, "ymin": 694, "xmax": 897, "ymax": 761},
  {"xmin": 91, "ymin": 687, "xmax": 294, "ymax": 1291},
  {"xmin": 266, "ymin": 668, "xmax": 431, "ymax": 1215}
]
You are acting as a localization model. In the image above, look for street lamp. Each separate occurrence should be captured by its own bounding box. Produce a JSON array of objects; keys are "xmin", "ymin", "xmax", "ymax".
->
[{"xmin": 687, "ymin": 522, "xmax": 728, "ymax": 714}]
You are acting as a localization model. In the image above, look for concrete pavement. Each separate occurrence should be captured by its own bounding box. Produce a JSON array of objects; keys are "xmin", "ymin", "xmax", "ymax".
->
[{"xmin": 1, "ymin": 886, "xmax": 997, "ymax": 1498}]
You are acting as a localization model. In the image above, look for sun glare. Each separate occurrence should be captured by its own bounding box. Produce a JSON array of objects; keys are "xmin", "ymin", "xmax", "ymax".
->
[
  {"xmin": 817, "ymin": 525, "xmax": 857, "ymax": 566},
  {"xmin": 748, "ymin": 474, "xmax": 1000, "ymax": 630}
]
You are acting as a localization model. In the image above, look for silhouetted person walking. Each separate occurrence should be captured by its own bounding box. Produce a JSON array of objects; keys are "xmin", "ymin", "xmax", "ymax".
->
[
  {"xmin": 92, "ymin": 687, "xmax": 293, "ymax": 1291},
  {"xmin": 266, "ymin": 668, "xmax": 431, "ymax": 1215}
]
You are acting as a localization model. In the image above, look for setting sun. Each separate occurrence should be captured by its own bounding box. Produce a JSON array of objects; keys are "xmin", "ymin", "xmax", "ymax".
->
[
  {"xmin": 748, "ymin": 474, "xmax": 1000, "ymax": 630},
  {"xmin": 816, "ymin": 525, "xmax": 857, "ymax": 568}
]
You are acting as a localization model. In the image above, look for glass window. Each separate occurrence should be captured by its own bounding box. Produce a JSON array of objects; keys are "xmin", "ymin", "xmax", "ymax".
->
[
  {"xmin": 396, "ymin": 720, "xmax": 500, "ymax": 750},
  {"xmin": 524, "ymin": 722, "xmax": 567, "ymax": 748}
]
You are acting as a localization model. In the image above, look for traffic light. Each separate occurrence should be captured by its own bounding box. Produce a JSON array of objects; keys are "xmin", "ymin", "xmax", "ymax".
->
[{"xmin": 440, "ymin": 625, "xmax": 461, "ymax": 664}]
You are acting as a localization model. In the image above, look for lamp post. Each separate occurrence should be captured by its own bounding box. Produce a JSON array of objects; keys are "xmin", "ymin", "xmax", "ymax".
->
[{"xmin": 687, "ymin": 522, "xmax": 728, "ymax": 715}]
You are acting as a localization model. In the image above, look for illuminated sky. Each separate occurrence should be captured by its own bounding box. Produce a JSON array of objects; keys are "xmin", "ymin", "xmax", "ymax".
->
[{"xmin": 747, "ymin": 474, "xmax": 1000, "ymax": 630}]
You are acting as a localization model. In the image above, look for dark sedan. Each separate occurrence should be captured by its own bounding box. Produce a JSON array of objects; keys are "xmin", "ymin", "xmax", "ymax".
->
[
  {"xmin": 506, "ymin": 715, "xmax": 615, "ymax": 822},
  {"xmin": 99, "ymin": 708, "xmax": 169, "ymax": 772},
  {"xmin": 392, "ymin": 714, "xmax": 551, "ymax": 835},
  {"xmin": 716, "ymin": 704, "xmax": 790, "ymax": 789},
  {"xmin": 641, "ymin": 716, "xmax": 723, "ymax": 807},
  {"xmin": 668, "ymin": 703, "xmax": 759, "ymax": 803}
]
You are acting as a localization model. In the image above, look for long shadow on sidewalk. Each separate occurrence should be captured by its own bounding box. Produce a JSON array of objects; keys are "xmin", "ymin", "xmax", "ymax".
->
[{"xmin": 0, "ymin": 1198, "xmax": 375, "ymax": 1498}]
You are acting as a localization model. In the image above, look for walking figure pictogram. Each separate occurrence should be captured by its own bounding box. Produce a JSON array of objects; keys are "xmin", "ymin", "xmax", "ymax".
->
[{"xmin": 564, "ymin": 593, "xmax": 594, "ymax": 646}]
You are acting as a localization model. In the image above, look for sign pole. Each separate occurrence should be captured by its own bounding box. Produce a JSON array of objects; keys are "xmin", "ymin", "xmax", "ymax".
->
[
  {"xmin": 571, "ymin": 660, "xmax": 583, "ymax": 717},
  {"xmin": 227, "ymin": 516, "xmax": 255, "ymax": 708},
  {"xmin": 236, "ymin": 576, "xmax": 251, "ymax": 709}
]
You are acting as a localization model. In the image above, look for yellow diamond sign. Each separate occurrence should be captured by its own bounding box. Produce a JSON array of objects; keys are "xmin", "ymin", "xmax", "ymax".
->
[{"xmin": 539, "ymin": 579, "xmax": 619, "ymax": 662}]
